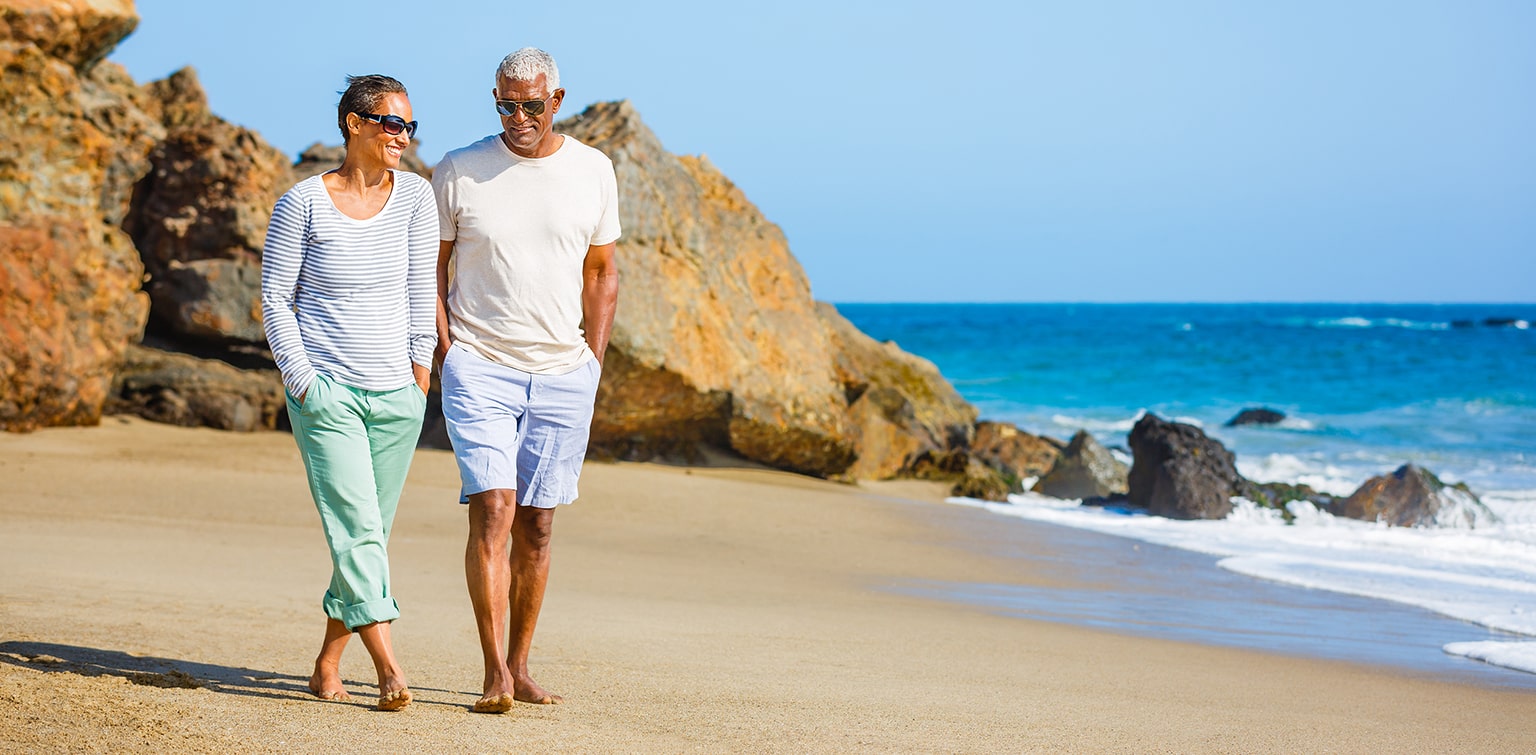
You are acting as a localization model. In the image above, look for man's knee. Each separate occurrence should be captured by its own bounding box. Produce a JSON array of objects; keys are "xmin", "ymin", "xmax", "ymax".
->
[
  {"xmin": 468, "ymin": 489, "xmax": 519, "ymax": 534},
  {"xmin": 513, "ymin": 505, "xmax": 556, "ymax": 551}
]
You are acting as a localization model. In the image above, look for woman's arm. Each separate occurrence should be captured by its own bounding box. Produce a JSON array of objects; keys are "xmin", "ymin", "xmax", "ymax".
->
[
  {"xmin": 406, "ymin": 181, "xmax": 438, "ymax": 393},
  {"xmin": 260, "ymin": 190, "xmax": 316, "ymax": 400}
]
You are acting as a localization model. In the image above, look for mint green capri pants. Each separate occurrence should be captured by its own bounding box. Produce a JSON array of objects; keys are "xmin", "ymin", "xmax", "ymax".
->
[{"xmin": 286, "ymin": 373, "xmax": 426, "ymax": 630}]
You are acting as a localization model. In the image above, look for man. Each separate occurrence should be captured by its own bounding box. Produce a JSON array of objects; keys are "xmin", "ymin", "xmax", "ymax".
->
[{"xmin": 432, "ymin": 47, "xmax": 620, "ymax": 714}]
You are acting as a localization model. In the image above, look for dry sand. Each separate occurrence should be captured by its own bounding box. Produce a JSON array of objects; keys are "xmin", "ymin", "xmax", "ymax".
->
[{"xmin": 1, "ymin": 417, "xmax": 1533, "ymax": 753}]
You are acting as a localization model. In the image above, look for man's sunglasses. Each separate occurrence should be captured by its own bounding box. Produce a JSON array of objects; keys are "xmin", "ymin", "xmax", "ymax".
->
[
  {"xmin": 354, "ymin": 112, "xmax": 418, "ymax": 138},
  {"xmin": 495, "ymin": 96, "xmax": 553, "ymax": 118}
]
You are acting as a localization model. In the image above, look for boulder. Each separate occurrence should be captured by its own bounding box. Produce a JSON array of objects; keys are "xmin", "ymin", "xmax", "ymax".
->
[
  {"xmin": 951, "ymin": 457, "xmax": 1012, "ymax": 502},
  {"xmin": 0, "ymin": 222, "xmax": 148, "ymax": 431},
  {"xmin": 905, "ymin": 449, "xmax": 1010, "ymax": 502},
  {"xmin": 819, "ymin": 301, "xmax": 976, "ymax": 479},
  {"xmin": 0, "ymin": 0, "xmax": 136, "ymax": 71},
  {"xmin": 0, "ymin": 0, "xmax": 152, "ymax": 431},
  {"xmin": 1033, "ymin": 430, "xmax": 1127, "ymax": 500},
  {"xmin": 970, "ymin": 421, "xmax": 1062, "ymax": 489},
  {"xmin": 125, "ymin": 66, "xmax": 292, "ymax": 346},
  {"xmin": 1127, "ymin": 413, "xmax": 1247, "ymax": 520},
  {"xmin": 1225, "ymin": 407, "xmax": 1286, "ymax": 427},
  {"xmin": 1330, "ymin": 464, "xmax": 1498, "ymax": 528},
  {"xmin": 559, "ymin": 101, "xmax": 858, "ymax": 477},
  {"xmin": 107, "ymin": 345, "xmax": 284, "ymax": 432},
  {"xmin": 148, "ymin": 257, "xmax": 265, "ymax": 343}
]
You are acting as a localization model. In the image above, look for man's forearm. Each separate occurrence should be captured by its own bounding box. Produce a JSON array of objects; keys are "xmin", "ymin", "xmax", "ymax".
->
[
  {"xmin": 582, "ymin": 270, "xmax": 618, "ymax": 363},
  {"xmin": 435, "ymin": 240, "xmax": 455, "ymax": 367}
]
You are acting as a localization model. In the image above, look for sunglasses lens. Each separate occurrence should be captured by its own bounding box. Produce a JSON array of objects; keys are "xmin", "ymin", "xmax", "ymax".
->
[
  {"xmin": 496, "ymin": 99, "xmax": 546, "ymax": 117},
  {"xmin": 379, "ymin": 116, "xmax": 404, "ymax": 135}
]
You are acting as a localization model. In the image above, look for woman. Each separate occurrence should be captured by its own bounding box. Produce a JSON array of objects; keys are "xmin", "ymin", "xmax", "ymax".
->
[{"xmin": 260, "ymin": 74, "xmax": 437, "ymax": 711}]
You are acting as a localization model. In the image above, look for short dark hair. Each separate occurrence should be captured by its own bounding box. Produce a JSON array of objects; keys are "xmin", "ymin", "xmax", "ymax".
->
[{"xmin": 337, "ymin": 74, "xmax": 407, "ymax": 144}]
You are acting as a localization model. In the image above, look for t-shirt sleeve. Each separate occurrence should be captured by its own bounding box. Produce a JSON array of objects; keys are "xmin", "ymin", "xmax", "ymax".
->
[
  {"xmin": 431, "ymin": 154, "xmax": 458, "ymax": 242},
  {"xmin": 591, "ymin": 157, "xmax": 621, "ymax": 246}
]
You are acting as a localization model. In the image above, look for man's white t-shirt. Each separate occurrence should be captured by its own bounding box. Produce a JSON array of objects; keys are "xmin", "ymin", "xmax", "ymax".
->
[{"xmin": 433, "ymin": 133, "xmax": 621, "ymax": 375}]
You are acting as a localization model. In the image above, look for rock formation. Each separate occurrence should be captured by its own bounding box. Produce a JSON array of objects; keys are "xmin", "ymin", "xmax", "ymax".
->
[
  {"xmin": 124, "ymin": 66, "xmax": 292, "ymax": 346},
  {"xmin": 108, "ymin": 345, "xmax": 284, "ymax": 432},
  {"xmin": 1331, "ymin": 464, "xmax": 1498, "ymax": 528},
  {"xmin": 1033, "ymin": 430, "xmax": 1127, "ymax": 500},
  {"xmin": 559, "ymin": 101, "xmax": 975, "ymax": 478},
  {"xmin": 1, "ymin": 0, "xmax": 152, "ymax": 431},
  {"xmin": 820, "ymin": 302, "xmax": 977, "ymax": 479},
  {"xmin": 966, "ymin": 421, "xmax": 1061, "ymax": 489},
  {"xmin": 1, "ymin": 3, "xmax": 1001, "ymax": 484},
  {"xmin": 1126, "ymin": 413, "xmax": 1247, "ymax": 519}
]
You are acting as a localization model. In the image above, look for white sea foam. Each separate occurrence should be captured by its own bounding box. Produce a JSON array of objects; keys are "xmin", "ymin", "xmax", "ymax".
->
[
  {"xmin": 1049, "ymin": 413, "xmax": 1139, "ymax": 434},
  {"xmin": 946, "ymin": 492, "xmax": 1536, "ymax": 676},
  {"xmin": 1235, "ymin": 453, "xmax": 1361, "ymax": 496},
  {"xmin": 1303, "ymin": 316, "xmax": 1454, "ymax": 331},
  {"xmin": 1443, "ymin": 641, "xmax": 1536, "ymax": 675}
]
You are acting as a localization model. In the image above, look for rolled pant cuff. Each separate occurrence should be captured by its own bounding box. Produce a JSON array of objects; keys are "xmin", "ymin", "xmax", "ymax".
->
[{"xmin": 324, "ymin": 594, "xmax": 400, "ymax": 630}]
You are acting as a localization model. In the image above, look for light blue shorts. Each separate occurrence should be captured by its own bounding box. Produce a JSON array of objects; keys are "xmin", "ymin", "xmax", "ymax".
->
[{"xmin": 440, "ymin": 343, "xmax": 601, "ymax": 508}]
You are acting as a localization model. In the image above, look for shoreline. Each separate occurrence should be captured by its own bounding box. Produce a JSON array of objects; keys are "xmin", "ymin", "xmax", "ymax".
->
[
  {"xmin": 2, "ymin": 418, "xmax": 1534, "ymax": 751},
  {"xmin": 910, "ymin": 501, "xmax": 1536, "ymax": 691}
]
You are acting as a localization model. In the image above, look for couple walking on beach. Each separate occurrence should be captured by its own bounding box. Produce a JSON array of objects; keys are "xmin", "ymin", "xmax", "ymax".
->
[{"xmin": 259, "ymin": 47, "xmax": 620, "ymax": 713}]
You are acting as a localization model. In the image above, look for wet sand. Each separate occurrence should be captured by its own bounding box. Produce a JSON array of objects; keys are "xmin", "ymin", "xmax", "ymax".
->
[{"xmin": 2, "ymin": 417, "xmax": 1534, "ymax": 752}]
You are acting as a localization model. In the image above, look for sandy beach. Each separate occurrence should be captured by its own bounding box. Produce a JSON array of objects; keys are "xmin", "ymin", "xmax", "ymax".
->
[{"xmin": 2, "ymin": 418, "xmax": 1534, "ymax": 753}]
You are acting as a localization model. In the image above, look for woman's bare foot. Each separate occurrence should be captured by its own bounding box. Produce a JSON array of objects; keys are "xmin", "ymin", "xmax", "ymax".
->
[{"xmin": 308, "ymin": 662, "xmax": 350, "ymax": 701}]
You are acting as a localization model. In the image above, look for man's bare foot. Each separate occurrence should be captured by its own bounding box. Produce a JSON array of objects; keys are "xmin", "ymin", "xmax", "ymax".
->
[
  {"xmin": 472, "ymin": 693, "xmax": 515, "ymax": 714},
  {"xmin": 514, "ymin": 676, "xmax": 563, "ymax": 705},
  {"xmin": 377, "ymin": 686, "xmax": 412, "ymax": 711},
  {"xmin": 308, "ymin": 669, "xmax": 351, "ymax": 701}
]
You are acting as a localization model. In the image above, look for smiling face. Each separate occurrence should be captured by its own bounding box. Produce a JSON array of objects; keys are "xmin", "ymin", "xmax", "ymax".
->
[
  {"xmin": 347, "ymin": 91, "xmax": 413, "ymax": 170},
  {"xmin": 494, "ymin": 73, "xmax": 563, "ymax": 158}
]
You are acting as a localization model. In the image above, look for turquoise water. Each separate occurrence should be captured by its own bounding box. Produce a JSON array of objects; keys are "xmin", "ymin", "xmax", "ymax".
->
[
  {"xmin": 841, "ymin": 303, "xmax": 1536, "ymax": 682},
  {"xmin": 835, "ymin": 303, "xmax": 1536, "ymax": 497}
]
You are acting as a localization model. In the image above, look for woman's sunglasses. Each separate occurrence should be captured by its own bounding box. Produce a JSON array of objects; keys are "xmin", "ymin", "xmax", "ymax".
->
[
  {"xmin": 355, "ymin": 112, "xmax": 418, "ymax": 138},
  {"xmin": 495, "ymin": 96, "xmax": 552, "ymax": 118}
]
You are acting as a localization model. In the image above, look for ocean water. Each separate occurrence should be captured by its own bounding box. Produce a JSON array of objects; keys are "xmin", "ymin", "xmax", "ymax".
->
[{"xmin": 837, "ymin": 303, "xmax": 1536, "ymax": 680}]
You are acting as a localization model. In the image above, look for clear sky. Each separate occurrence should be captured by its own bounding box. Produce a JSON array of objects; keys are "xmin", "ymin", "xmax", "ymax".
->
[{"xmin": 110, "ymin": 1, "xmax": 1534, "ymax": 303}]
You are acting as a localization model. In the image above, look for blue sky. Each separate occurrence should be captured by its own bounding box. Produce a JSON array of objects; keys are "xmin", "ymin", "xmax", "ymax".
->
[{"xmin": 111, "ymin": 1, "xmax": 1534, "ymax": 303}]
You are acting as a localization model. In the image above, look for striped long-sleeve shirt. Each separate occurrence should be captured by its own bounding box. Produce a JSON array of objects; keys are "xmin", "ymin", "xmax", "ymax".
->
[{"xmin": 260, "ymin": 171, "xmax": 438, "ymax": 399}]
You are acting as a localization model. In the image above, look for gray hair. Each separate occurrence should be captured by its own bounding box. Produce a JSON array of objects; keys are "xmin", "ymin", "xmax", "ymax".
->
[{"xmin": 496, "ymin": 47, "xmax": 560, "ymax": 91}]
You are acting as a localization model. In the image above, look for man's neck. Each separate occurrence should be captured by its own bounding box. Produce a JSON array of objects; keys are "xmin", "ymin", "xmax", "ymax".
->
[{"xmin": 501, "ymin": 131, "xmax": 564, "ymax": 159}]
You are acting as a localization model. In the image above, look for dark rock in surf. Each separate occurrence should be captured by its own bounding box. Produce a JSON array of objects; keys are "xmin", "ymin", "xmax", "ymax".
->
[
  {"xmin": 1225, "ymin": 407, "xmax": 1286, "ymax": 427},
  {"xmin": 1246, "ymin": 481, "xmax": 1332, "ymax": 512},
  {"xmin": 1127, "ymin": 413, "xmax": 1249, "ymax": 520},
  {"xmin": 1330, "ymin": 464, "xmax": 1498, "ymax": 528},
  {"xmin": 1032, "ymin": 430, "xmax": 1127, "ymax": 500}
]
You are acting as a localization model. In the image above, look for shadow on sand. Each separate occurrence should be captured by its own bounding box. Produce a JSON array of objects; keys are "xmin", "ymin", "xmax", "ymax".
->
[{"xmin": 0, "ymin": 641, "xmax": 466, "ymax": 708}]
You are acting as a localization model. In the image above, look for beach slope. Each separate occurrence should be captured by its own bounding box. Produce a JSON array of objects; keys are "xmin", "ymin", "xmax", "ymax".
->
[{"xmin": 1, "ymin": 418, "xmax": 1532, "ymax": 752}]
